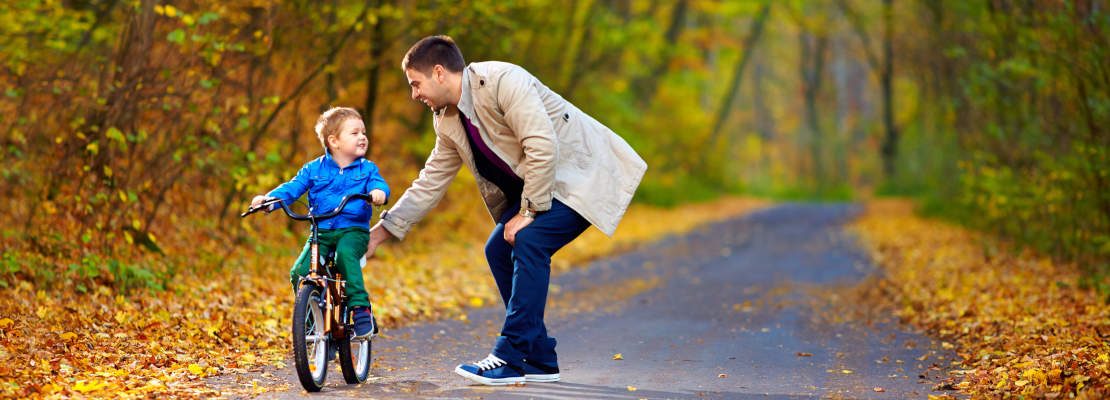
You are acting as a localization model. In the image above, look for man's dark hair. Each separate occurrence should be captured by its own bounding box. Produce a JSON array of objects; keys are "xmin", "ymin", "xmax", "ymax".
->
[{"xmin": 402, "ymin": 35, "xmax": 466, "ymax": 74}]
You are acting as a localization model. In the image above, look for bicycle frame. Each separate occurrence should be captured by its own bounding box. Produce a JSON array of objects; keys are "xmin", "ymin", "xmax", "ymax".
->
[{"xmin": 242, "ymin": 193, "xmax": 376, "ymax": 339}]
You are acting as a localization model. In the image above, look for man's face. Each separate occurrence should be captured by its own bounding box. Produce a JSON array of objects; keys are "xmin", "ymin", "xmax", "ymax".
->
[{"xmin": 405, "ymin": 66, "xmax": 449, "ymax": 111}]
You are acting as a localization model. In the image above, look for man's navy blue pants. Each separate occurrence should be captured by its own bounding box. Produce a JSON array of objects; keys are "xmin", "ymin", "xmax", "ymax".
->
[{"xmin": 486, "ymin": 199, "xmax": 590, "ymax": 368}]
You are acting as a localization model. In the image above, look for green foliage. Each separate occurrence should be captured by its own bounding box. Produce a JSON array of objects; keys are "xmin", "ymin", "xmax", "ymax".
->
[
  {"xmin": 2, "ymin": 0, "xmax": 1105, "ymax": 296},
  {"xmin": 636, "ymin": 172, "xmax": 734, "ymax": 208},
  {"xmin": 896, "ymin": 0, "xmax": 1110, "ymax": 290}
]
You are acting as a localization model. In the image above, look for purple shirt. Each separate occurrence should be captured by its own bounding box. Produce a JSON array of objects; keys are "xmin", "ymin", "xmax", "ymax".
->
[{"xmin": 460, "ymin": 113, "xmax": 523, "ymax": 202}]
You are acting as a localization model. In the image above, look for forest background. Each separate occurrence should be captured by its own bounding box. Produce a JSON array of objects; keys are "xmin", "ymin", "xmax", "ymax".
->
[{"xmin": 0, "ymin": 0, "xmax": 1107, "ymax": 379}]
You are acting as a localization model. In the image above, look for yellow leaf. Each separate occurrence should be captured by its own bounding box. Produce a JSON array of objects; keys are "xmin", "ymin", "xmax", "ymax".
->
[
  {"xmin": 73, "ymin": 380, "xmax": 108, "ymax": 393},
  {"xmin": 613, "ymin": 353, "xmax": 623, "ymax": 360},
  {"xmin": 627, "ymin": 386, "xmax": 637, "ymax": 392},
  {"xmin": 188, "ymin": 363, "xmax": 205, "ymax": 376},
  {"xmin": 468, "ymin": 297, "xmax": 484, "ymax": 307},
  {"xmin": 1014, "ymin": 380, "xmax": 1028, "ymax": 387},
  {"xmin": 0, "ymin": 318, "xmax": 12, "ymax": 329},
  {"xmin": 59, "ymin": 332, "xmax": 77, "ymax": 341},
  {"xmin": 841, "ymin": 369, "xmax": 853, "ymax": 374}
]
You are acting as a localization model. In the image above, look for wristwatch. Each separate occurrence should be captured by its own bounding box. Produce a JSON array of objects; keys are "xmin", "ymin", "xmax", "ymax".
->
[{"xmin": 519, "ymin": 207, "xmax": 537, "ymax": 218}]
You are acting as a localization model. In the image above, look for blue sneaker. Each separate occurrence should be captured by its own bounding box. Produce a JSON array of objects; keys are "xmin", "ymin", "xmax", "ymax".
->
[
  {"xmin": 352, "ymin": 306, "xmax": 376, "ymax": 339},
  {"xmin": 454, "ymin": 354, "xmax": 525, "ymax": 385},
  {"xmin": 523, "ymin": 359, "xmax": 560, "ymax": 382}
]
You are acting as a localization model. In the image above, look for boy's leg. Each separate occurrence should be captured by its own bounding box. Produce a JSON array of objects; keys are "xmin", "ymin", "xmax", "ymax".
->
[
  {"xmin": 289, "ymin": 233, "xmax": 339, "ymax": 292},
  {"xmin": 491, "ymin": 200, "xmax": 590, "ymax": 368},
  {"xmin": 334, "ymin": 227, "xmax": 371, "ymax": 308},
  {"xmin": 289, "ymin": 237, "xmax": 314, "ymax": 293}
]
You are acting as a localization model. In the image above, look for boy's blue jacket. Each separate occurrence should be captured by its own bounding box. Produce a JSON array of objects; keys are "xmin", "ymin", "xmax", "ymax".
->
[{"xmin": 267, "ymin": 151, "xmax": 390, "ymax": 230}]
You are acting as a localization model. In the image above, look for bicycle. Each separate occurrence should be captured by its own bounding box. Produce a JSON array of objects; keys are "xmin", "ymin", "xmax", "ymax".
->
[{"xmin": 241, "ymin": 193, "xmax": 378, "ymax": 391}]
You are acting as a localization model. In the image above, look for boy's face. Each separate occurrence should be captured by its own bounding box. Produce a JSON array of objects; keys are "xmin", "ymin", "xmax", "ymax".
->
[
  {"xmin": 328, "ymin": 118, "xmax": 368, "ymax": 159},
  {"xmin": 406, "ymin": 65, "xmax": 450, "ymax": 111}
]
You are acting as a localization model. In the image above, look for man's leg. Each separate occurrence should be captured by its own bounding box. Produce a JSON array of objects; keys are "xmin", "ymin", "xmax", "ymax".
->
[
  {"xmin": 492, "ymin": 199, "xmax": 590, "ymax": 368},
  {"xmin": 486, "ymin": 204, "xmax": 521, "ymax": 307}
]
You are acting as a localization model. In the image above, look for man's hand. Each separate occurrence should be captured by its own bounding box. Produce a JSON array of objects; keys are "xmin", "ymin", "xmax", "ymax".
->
[
  {"xmin": 366, "ymin": 221, "xmax": 395, "ymax": 258},
  {"xmin": 369, "ymin": 189, "xmax": 387, "ymax": 206},
  {"xmin": 503, "ymin": 213, "xmax": 534, "ymax": 246}
]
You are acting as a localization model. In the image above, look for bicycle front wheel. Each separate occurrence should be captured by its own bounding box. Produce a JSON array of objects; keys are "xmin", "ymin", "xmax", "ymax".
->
[{"xmin": 292, "ymin": 284, "xmax": 328, "ymax": 392}]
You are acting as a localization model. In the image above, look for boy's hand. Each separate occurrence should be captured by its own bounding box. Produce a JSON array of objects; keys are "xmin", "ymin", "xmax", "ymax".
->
[
  {"xmin": 250, "ymin": 195, "xmax": 272, "ymax": 209},
  {"xmin": 369, "ymin": 189, "xmax": 387, "ymax": 206}
]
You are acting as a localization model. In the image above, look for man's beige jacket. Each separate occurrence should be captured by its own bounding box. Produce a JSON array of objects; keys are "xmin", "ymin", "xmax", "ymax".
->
[{"xmin": 381, "ymin": 61, "xmax": 647, "ymax": 239}]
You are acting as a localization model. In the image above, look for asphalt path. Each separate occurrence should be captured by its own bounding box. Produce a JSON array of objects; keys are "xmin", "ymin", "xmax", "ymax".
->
[{"xmin": 215, "ymin": 204, "xmax": 958, "ymax": 399}]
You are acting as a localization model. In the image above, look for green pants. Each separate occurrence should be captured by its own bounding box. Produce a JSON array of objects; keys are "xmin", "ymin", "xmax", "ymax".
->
[{"xmin": 289, "ymin": 227, "xmax": 371, "ymax": 308}]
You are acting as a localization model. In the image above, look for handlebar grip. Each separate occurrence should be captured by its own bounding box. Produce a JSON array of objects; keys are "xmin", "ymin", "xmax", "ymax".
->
[{"xmin": 240, "ymin": 198, "xmax": 281, "ymax": 218}]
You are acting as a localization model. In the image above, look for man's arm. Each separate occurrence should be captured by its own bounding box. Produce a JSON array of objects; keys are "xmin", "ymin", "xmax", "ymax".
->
[
  {"xmin": 496, "ymin": 66, "xmax": 557, "ymax": 213},
  {"xmin": 376, "ymin": 134, "xmax": 462, "ymax": 240}
]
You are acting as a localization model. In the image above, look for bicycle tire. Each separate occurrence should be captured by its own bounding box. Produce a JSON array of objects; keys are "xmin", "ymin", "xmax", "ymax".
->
[
  {"xmin": 292, "ymin": 285, "xmax": 328, "ymax": 392},
  {"xmin": 336, "ymin": 319, "xmax": 372, "ymax": 383}
]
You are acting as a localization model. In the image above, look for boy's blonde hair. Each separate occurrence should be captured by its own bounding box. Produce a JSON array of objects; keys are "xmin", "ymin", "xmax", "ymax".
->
[{"xmin": 314, "ymin": 107, "xmax": 362, "ymax": 151}]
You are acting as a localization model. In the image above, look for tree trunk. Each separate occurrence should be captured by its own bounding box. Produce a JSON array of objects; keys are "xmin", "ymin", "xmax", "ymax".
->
[
  {"xmin": 878, "ymin": 0, "xmax": 898, "ymax": 179},
  {"xmin": 799, "ymin": 25, "xmax": 829, "ymax": 188},
  {"xmin": 363, "ymin": 0, "xmax": 385, "ymax": 156},
  {"xmin": 706, "ymin": 2, "xmax": 772, "ymax": 151},
  {"xmin": 633, "ymin": 0, "xmax": 688, "ymax": 105}
]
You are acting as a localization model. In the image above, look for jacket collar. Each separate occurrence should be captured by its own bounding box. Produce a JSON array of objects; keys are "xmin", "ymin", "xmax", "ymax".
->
[
  {"xmin": 458, "ymin": 65, "xmax": 477, "ymax": 121},
  {"xmin": 321, "ymin": 148, "xmax": 365, "ymax": 170}
]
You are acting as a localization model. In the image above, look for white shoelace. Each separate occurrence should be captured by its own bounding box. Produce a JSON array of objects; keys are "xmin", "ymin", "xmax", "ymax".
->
[{"xmin": 473, "ymin": 354, "xmax": 507, "ymax": 371}]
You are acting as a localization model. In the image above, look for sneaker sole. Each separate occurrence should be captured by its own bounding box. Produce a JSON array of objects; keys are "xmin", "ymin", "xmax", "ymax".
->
[
  {"xmin": 525, "ymin": 373, "xmax": 560, "ymax": 383},
  {"xmin": 454, "ymin": 366, "xmax": 525, "ymax": 385}
]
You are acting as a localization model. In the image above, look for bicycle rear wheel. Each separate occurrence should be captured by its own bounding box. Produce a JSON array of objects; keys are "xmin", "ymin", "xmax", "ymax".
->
[
  {"xmin": 336, "ymin": 324, "xmax": 372, "ymax": 383},
  {"xmin": 292, "ymin": 285, "xmax": 328, "ymax": 392}
]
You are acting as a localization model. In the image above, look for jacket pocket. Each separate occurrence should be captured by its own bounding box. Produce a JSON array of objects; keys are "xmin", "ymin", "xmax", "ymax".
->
[{"xmin": 311, "ymin": 175, "xmax": 334, "ymax": 192}]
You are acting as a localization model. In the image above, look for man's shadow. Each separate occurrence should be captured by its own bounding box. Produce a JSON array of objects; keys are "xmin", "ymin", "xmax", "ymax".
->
[{"xmin": 336, "ymin": 379, "xmax": 819, "ymax": 400}]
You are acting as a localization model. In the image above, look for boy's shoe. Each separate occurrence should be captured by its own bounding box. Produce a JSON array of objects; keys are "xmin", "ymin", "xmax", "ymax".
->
[
  {"xmin": 522, "ymin": 359, "xmax": 560, "ymax": 382},
  {"xmin": 352, "ymin": 306, "xmax": 376, "ymax": 339},
  {"xmin": 454, "ymin": 354, "xmax": 525, "ymax": 385}
]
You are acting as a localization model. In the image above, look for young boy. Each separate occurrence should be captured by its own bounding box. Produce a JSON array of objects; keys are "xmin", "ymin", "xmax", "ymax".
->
[{"xmin": 251, "ymin": 106, "xmax": 388, "ymax": 338}]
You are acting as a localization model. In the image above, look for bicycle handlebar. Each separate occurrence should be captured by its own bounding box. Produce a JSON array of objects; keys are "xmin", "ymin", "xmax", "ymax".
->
[{"xmin": 239, "ymin": 193, "xmax": 376, "ymax": 221}]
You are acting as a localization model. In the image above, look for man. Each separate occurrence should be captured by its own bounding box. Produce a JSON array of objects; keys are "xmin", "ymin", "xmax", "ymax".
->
[{"xmin": 366, "ymin": 35, "xmax": 647, "ymax": 385}]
